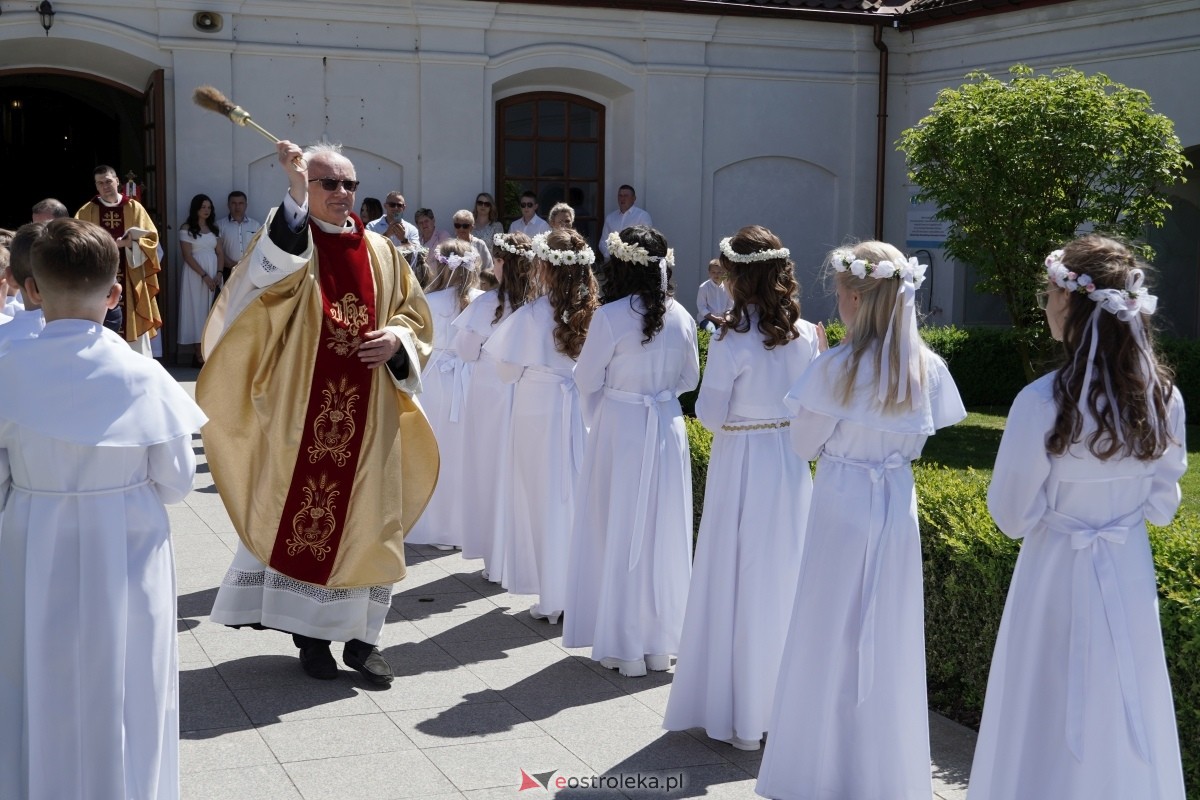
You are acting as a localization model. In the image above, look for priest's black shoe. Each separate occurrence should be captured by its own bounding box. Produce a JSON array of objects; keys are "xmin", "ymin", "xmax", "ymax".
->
[
  {"xmin": 343, "ymin": 639, "xmax": 393, "ymax": 686},
  {"xmin": 293, "ymin": 634, "xmax": 338, "ymax": 680}
]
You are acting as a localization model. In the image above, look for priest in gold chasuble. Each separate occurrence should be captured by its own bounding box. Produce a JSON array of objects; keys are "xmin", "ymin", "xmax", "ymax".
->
[
  {"xmin": 74, "ymin": 165, "xmax": 163, "ymax": 355},
  {"xmin": 200, "ymin": 141, "xmax": 437, "ymax": 686}
]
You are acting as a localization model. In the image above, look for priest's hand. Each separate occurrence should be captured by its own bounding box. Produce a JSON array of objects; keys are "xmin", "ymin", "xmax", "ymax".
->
[
  {"xmin": 359, "ymin": 328, "xmax": 401, "ymax": 368},
  {"xmin": 277, "ymin": 140, "xmax": 308, "ymax": 208}
]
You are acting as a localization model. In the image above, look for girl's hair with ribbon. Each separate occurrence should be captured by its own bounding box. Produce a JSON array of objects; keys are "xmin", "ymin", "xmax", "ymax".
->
[
  {"xmin": 426, "ymin": 239, "xmax": 481, "ymax": 312},
  {"xmin": 602, "ymin": 225, "xmax": 675, "ymax": 345},
  {"xmin": 492, "ymin": 232, "xmax": 538, "ymax": 325},
  {"xmin": 532, "ymin": 228, "xmax": 598, "ymax": 359},
  {"xmin": 827, "ymin": 240, "xmax": 929, "ymax": 414},
  {"xmin": 717, "ymin": 225, "xmax": 802, "ymax": 350},
  {"xmin": 1045, "ymin": 234, "xmax": 1174, "ymax": 461}
]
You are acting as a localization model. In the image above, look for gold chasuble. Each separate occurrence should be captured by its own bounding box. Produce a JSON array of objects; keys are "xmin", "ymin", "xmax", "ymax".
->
[
  {"xmin": 75, "ymin": 195, "xmax": 163, "ymax": 341},
  {"xmin": 198, "ymin": 214, "xmax": 438, "ymax": 589}
]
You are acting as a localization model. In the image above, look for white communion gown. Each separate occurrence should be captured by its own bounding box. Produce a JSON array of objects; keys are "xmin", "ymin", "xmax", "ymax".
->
[
  {"xmin": 483, "ymin": 295, "xmax": 586, "ymax": 619},
  {"xmin": 563, "ymin": 297, "xmax": 700, "ymax": 666},
  {"xmin": 968, "ymin": 373, "xmax": 1187, "ymax": 800},
  {"xmin": 406, "ymin": 287, "xmax": 483, "ymax": 547},
  {"xmin": 756, "ymin": 342, "xmax": 965, "ymax": 800},
  {"xmin": 663, "ymin": 315, "xmax": 820, "ymax": 747},
  {"xmin": 177, "ymin": 228, "xmax": 220, "ymax": 345},
  {"xmin": 452, "ymin": 290, "xmax": 518, "ymax": 576}
]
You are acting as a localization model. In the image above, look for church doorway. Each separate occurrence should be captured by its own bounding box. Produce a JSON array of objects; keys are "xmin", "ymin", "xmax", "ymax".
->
[{"xmin": 0, "ymin": 68, "xmax": 173, "ymax": 354}]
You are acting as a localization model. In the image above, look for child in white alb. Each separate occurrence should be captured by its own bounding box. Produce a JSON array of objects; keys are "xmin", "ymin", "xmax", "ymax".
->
[
  {"xmin": 757, "ymin": 241, "xmax": 964, "ymax": 800},
  {"xmin": 483, "ymin": 229, "xmax": 599, "ymax": 623},
  {"xmin": 405, "ymin": 239, "xmax": 483, "ymax": 549},
  {"xmin": 0, "ymin": 218, "xmax": 206, "ymax": 800},
  {"xmin": 452, "ymin": 232, "xmax": 539, "ymax": 581},
  {"xmin": 664, "ymin": 225, "xmax": 822, "ymax": 749},
  {"xmin": 968, "ymin": 236, "xmax": 1186, "ymax": 800},
  {"xmin": 563, "ymin": 225, "xmax": 699, "ymax": 677},
  {"xmin": 695, "ymin": 257, "xmax": 730, "ymax": 333}
]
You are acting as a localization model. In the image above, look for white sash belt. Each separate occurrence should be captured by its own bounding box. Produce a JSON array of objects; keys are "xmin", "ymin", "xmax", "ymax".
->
[
  {"xmin": 13, "ymin": 478, "xmax": 152, "ymax": 497},
  {"xmin": 521, "ymin": 368, "xmax": 583, "ymax": 495},
  {"xmin": 603, "ymin": 387, "xmax": 679, "ymax": 604},
  {"xmin": 819, "ymin": 451, "xmax": 909, "ymax": 706},
  {"xmin": 434, "ymin": 347, "xmax": 472, "ymax": 423},
  {"xmin": 1041, "ymin": 508, "xmax": 1149, "ymax": 763}
]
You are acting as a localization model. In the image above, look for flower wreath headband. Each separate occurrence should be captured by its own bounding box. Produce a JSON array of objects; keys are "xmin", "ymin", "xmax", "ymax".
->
[
  {"xmin": 1045, "ymin": 248, "xmax": 1162, "ymax": 432},
  {"xmin": 719, "ymin": 237, "xmax": 789, "ymax": 264},
  {"xmin": 436, "ymin": 248, "xmax": 480, "ymax": 272},
  {"xmin": 493, "ymin": 233, "xmax": 532, "ymax": 258},
  {"xmin": 605, "ymin": 231, "xmax": 675, "ymax": 292},
  {"xmin": 530, "ymin": 232, "xmax": 596, "ymax": 268},
  {"xmin": 830, "ymin": 248, "xmax": 931, "ymax": 408}
]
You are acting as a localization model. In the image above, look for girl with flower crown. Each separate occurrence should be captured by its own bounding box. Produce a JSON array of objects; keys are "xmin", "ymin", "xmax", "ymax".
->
[
  {"xmin": 967, "ymin": 235, "xmax": 1185, "ymax": 800},
  {"xmin": 663, "ymin": 225, "xmax": 823, "ymax": 747},
  {"xmin": 483, "ymin": 228, "xmax": 598, "ymax": 623},
  {"xmin": 756, "ymin": 240, "xmax": 965, "ymax": 800},
  {"xmin": 451, "ymin": 232, "xmax": 539, "ymax": 582},
  {"xmin": 405, "ymin": 239, "xmax": 483, "ymax": 549},
  {"xmin": 562, "ymin": 225, "xmax": 700, "ymax": 677}
]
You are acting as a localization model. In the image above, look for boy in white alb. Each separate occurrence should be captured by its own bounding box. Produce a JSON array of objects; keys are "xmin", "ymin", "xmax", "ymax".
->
[
  {"xmin": 0, "ymin": 223, "xmax": 49, "ymax": 344},
  {"xmin": 696, "ymin": 258, "xmax": 730, "ymax": 333},
  {"xmin": 0, "ymin": 218, "xmax": 207, "ymax": 800}
]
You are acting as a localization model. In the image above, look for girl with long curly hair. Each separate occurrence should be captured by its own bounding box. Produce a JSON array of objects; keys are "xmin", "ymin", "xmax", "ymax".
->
[
  {"xmin": 757, "ymin": 240, "xmax": 965, "ymax": 799},
  {"xmin": 483, "ymin": 228, "xmax": 598, "ymax": 623},
  {"xmin": 563, "ymin": 225, "xmax": 699, "ymax": 677},
  {"xmin": 452, "ymin": 232, "xmax": 540, "ymax": 580},
  {"xmin": 969, "ymin": 235, "xmax": 1185, "ymax": 800},
  {"xmin": 405, "ymin": 239, "xmax": 483, "ymax": 549},
  {"xmin": 664, "ymin": 225, "xmax": 824, "ymax": 748}
]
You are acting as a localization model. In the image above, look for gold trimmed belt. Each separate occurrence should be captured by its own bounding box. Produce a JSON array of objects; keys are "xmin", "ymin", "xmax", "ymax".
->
[{"xmin": 720, "ymin": 418, "xmax": 790, "ymax": 433}]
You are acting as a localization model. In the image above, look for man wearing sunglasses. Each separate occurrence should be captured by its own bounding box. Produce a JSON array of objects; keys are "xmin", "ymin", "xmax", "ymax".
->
[
  {"xmin": 198, "ymin": 139, "xmax": 437, "ymax": 689},
  {"xmin": 508, "ymin": 190, "xmax": 550, "ymax": 237},
  {"xmin": 366, "ymin": 191, "xmax": 420, "ymax": 253}
]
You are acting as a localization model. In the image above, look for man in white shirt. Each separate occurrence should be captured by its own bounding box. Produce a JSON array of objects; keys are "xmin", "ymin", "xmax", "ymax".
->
[
  {"xmin": 217, "ymin": 191, "xmax": 262, "ymax": 280},
  {"xmin": 508, "ymin": 191, "xmax": 550, "ymax": 237},
  {"xmin": 366, "ymin": 191, "xmax": 421, "ymax": 251},
  {"xmin": 599, "ymin": 184, "xmax": 653, "ymax": 258}
]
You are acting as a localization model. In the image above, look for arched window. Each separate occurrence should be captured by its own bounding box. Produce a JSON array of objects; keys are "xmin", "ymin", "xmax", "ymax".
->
[{"xmin": 496, "ymin": 93, "xmax": 604, "ymax": 243}]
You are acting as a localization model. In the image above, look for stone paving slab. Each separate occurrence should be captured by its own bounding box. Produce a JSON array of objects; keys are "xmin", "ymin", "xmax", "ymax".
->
[{"xmin": 170, "ymin": 370, "xmax": 977, "ymax": 799}]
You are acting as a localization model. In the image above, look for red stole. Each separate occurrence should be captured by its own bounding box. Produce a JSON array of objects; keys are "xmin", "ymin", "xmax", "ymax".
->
[
  {"xmin": 269, "ymin": 215, "xmax": 378, "ymax": 585},
  {"xmin": 92, "ymin": 195, "xmax": 131, "ymax": 337}
]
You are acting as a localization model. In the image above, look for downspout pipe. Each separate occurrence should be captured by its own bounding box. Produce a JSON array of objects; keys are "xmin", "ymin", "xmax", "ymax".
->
[{"xmin": 873, "ymin": 23, "xmax": 889, "ymax": 241}]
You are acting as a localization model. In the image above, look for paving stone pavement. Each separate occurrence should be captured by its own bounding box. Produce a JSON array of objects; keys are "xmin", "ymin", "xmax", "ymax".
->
[{"xmin": 173, "ymin": 370, "xmax": 976, "ymax": 799}]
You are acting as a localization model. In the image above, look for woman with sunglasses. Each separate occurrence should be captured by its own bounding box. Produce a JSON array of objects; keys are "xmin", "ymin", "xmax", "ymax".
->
[
  {"xmin": 452, "ymin": 209, "xmax": 494, "ymax": 274},
  {"xmin": 473, "ymin": 193, "xmax": 503, "ymax": 252}
]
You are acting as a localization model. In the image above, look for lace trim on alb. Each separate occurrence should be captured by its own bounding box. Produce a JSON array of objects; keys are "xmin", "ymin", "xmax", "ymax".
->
[{"xmin": 220, "ymin": 567, "xmax": 391, "ymax": 605}]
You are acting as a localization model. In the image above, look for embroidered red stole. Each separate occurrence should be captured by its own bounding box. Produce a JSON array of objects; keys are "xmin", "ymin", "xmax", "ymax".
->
[
  {"xmin": 268, "ymin": 215, "xmax": 378, "ymax": 585},
  {"xmin": 92, "ymin": 196, "xmax": 131, "ymax": 338}
]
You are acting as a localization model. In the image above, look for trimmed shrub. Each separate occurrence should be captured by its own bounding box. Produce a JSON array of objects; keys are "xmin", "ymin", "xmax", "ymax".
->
[
  {"xmin": 679, "ymin": 328, "xmax": 710, "ymax": 418},
  {"xmin": 684, "ymin": 416, "xmax": 712, "ymax": 536}
]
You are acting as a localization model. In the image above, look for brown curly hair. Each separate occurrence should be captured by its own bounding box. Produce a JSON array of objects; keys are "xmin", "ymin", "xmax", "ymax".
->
[
  {"xmin": 538, "ymin": 228, "xmax": 598, "ymax": 359},
  {"xmin": 493, "ymin": 232, "xmax": 537, "ymax": 325},
  {"xmin": 718, "ymin": 225, "xmax": 801, "ymax": 349},
  {"xmin": 1047, "ymin": 235, "xmax": 1175, "ymax": 461},
  {"xmin": 601, "ymin": 225, "xmax": 672, "ymax": 344}
]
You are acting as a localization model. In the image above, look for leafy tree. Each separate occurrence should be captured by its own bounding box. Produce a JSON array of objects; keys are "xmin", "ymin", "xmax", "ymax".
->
[{"xmin": 898, "ymin": 65, "xmax": 1189, "ymax": 381}]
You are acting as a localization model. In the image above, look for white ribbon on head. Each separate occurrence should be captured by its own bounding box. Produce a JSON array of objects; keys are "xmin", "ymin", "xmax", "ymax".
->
[
  {"xmin": 440, "ymin": 250, "xmax": 480, "ymax": 273},
  {"xmin": 878, "ymin": 259, "xmax": 925, "ymax": 407},
  {"xmin": 1074, "ymin": 268, "xmax": 1161, "ymax": 434}
]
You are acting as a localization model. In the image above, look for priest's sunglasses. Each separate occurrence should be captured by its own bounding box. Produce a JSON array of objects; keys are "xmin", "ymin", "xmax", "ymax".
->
[{"xmin": 309, "ymin": 177, "xmax": 361, "ymax": 192}]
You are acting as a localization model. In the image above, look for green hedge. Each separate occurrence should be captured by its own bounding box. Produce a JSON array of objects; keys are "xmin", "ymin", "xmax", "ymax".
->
[{"xmin": 682, "ymin": 433, "xmax": 1200, "ymax": 796}]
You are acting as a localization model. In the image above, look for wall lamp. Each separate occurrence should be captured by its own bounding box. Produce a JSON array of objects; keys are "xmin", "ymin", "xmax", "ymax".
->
[{"xmin": 37, "ymin": 1, "xmax": 55, "ymax": 35}]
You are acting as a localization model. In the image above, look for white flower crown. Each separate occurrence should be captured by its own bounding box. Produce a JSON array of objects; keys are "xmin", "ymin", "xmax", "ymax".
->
[
  {"xmin": 605, "ymin": 231, "xmax": 675, "ymax": 268},
  {"xmin": 531, "ymin": 232, "xmax": 596, "ymax": 267},
  {"xmin": 719, "ymin": 237, "xmax": 790, "ymax": 264},
  {"xmin": 831, "ymin": 249, "xmax": 928, "ymax": 290},
  {"xmin": 1045, "ymin": 249, "xmax": 1157, "ymax": 320},
  {"xmin": 436, "ymin": 249, "xmax": 480, "ymax": 272},
  {"xmin": 493, "ymin": 233, "xmax": 531, "ymax": 258}
]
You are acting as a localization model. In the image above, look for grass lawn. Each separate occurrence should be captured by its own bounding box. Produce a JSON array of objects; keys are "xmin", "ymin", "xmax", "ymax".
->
[{"xmin": 921, "ymin": 407, "xmax": 1200, "ymax": 518}]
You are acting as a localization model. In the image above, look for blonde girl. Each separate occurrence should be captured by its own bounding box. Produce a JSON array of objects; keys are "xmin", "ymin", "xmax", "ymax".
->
[{"xmin": 757, "ymin": 240, "xmax": 965, "ymax": 799}]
